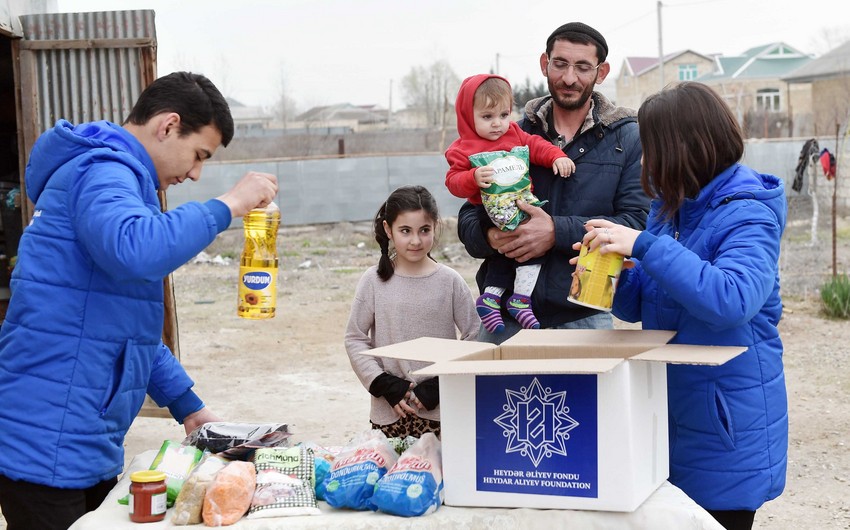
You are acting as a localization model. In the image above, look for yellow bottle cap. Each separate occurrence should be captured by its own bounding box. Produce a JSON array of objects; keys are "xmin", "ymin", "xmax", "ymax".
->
[{"xmin": 130, "ymin": 470, "xmax": 166, "ymax": 483}]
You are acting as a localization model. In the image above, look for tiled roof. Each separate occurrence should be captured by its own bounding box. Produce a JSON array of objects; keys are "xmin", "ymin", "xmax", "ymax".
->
[
  {"xmin": 622, "ymin": 50, "xmax": 715, "ymax": 77},
  {"xmin": 784, "ymin": 40, "xmax": 850, "ymax": 82},
  {"xmin": 697, "ymin": 42, "xmax": 812, "ymax": 81}
]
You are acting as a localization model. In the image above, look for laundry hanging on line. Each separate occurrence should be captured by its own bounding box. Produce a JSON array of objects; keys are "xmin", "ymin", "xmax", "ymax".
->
[
  {"xmin": 819, "ymin": 148, "xmax": 836, "ymax": 180},
  {"xmin": 792, "ymin": 138, "xmax": 819, "ymax": 192}
]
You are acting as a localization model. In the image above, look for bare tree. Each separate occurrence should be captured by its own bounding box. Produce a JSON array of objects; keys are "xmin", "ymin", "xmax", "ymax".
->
[
  {"xmin": 401, "ymin": 60, "xmax": 460, "ymax": 128},
  {"xmin": 274, "ymin": 62, "xmax": 298, "ymax": 126},
  {"xmin": 213, "ymin": 53, "xmax": 232, "ymax": 100}
]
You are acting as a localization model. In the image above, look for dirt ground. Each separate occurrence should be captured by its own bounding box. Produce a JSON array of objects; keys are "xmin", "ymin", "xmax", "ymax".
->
[{"xmin": 1, "ymin": 214, "xmax": 848, "ymax": 529}]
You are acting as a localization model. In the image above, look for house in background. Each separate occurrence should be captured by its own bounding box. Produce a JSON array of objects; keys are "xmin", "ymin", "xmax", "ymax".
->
[
  {"xmin": 292, "ymin": 103, "xmax": 388, "ymax": 132},
  {"xmin": 227, "ymin": 97, "xmax": 274, "ymax": 137},
  {"xmin": 698, "ymin": 42, "xmax": 813, "ymax": 138},
  {"xmin": 615, "ymin": 50, "xmax": 715, "ymax": 110},
  {"xmin": 615, "ymin": 42, "xmax": 815, "ymax": 138},
  {"xmin": 783, "ymin": 40, "xmax": 850, "ymax": 137}
]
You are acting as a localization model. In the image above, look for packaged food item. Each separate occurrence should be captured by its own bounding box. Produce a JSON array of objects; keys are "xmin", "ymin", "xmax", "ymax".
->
[
  {"xmin": 322, "ymin": 430, "xmax": 398, "ymax": 511},
  {"xmin": 238, "ymin": 202, "xmax": 280, "ymax": 319},
  {"xmin": 118, "ymin": 440, "xmax": 203, "ymax": 508},
  {"xmin": 202, "ymin": 461, "xmax": 257, "ymax": 527},
  {"xmin": 247, "ymin": 446, "xmax": 320, "ymax": 518},
  {"xmin": 128, "ymin": 470, "xmax": 167, "ymax": 523},
  {"xmin": 372, "ymin": 432, "xmax": 444, "ymax": 517},
  {"xmin": 300, "ymin": 441, "xmax": 342, "ymax": 501},
  {"xmin": 150, "ymin": 440, "xmax": 204, "ymax": 506},
  {"xmin": 183, "ymin": 422, "xmax": 290, "ymax": 456},
  {"xmin": 387, "ymin": 435, "xmax": 419, "ymax": 455},
  {"xmin": 469, "ymin": 146, "xmax": 546, "ymax": 231},
  {"xmin": 171, "ymin": 454, "xmax": 228, "ymax": 526}
]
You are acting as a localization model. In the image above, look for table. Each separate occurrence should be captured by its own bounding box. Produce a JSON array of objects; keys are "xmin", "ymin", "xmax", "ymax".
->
[{"xmin": 71, "ymin": 450, "xmax": 723, "ymax": 529}]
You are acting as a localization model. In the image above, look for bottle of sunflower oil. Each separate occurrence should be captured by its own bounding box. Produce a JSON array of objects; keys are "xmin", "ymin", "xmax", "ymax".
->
[{"xmin": 237, "ymin": 202, "xmax": 280, "ymax": 319}]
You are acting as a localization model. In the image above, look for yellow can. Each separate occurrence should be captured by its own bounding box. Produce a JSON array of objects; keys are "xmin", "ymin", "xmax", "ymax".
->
[{"xmin": 568, "ymin": 243, "xmax": 624, "ymax": 312}]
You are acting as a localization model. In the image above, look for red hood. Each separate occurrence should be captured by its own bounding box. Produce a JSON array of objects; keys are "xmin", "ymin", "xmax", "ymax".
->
[{"xmin": 453, "ymin": 74, "xmax": 512, "ymax": 151}]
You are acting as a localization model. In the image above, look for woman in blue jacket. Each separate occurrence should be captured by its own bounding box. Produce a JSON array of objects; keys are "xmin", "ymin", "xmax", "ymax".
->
[{"xmin": 574, "ymin": 82, "xmax": 787, "ymax": 530}]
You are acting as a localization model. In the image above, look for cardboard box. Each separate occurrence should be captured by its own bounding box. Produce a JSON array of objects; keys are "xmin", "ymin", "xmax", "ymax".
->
[{"xmin": 364, "ymin": 329, "xmax": 744, "ymax": 512}]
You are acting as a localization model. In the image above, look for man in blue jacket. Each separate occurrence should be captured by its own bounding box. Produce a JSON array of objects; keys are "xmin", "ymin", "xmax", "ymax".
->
[
  {"xmin": 0, "ymin": 71, "xmax": 278, "ymax": 529},
  {"xmin": 458, "ymin": 22, "xmax": 649, "ymax": 342}
]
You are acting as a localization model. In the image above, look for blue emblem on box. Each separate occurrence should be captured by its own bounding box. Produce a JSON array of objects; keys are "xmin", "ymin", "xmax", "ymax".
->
[{"xmin": 476, "ymin": 374, "xmax": 598, "ymax": 497}]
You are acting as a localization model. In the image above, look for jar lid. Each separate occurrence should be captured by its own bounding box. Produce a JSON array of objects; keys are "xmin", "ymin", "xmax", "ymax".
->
[{"xmin": 130, "ymin": 470, "xmax": 166, "ymax": 483}]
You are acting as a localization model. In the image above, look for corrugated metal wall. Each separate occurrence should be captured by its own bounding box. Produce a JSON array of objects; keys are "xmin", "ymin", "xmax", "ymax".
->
[{"xmin": 19, "ymin": 9, "xmax": 156, "ymax": 132}]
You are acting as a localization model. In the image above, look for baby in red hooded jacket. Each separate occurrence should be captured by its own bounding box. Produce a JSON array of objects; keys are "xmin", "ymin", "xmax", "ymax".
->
[{"xmin": 445, "ymin": 74, "xmax": 574, "ymax": 333}]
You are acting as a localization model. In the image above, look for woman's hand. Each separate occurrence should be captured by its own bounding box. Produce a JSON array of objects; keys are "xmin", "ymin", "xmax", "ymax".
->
[{"xmin": 568, "ymin": 219, "xmax": 641, "ymax": 265}]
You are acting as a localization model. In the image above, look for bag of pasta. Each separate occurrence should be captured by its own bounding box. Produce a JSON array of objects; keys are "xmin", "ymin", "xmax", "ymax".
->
[{"xmin": 469, "ymin": 146, "xmax": 545, "ymax": 231}]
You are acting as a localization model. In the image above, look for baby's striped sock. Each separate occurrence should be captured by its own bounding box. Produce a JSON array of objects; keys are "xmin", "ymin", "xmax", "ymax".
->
[
  {"xmin": 476, "ymin": 293, "xmax": 505, "ymax": 334},
  {"xmin": 507, "ymin": 294, "xmax": 540, "ymax": 330}
]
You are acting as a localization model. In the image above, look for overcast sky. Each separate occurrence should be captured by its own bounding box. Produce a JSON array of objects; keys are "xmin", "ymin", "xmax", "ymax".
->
[{"xmin": 56, "ymin": 0, "xmax": 848, "ymax": 112}]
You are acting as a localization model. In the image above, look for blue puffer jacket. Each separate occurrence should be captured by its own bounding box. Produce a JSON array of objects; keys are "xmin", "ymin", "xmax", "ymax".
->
[
  {"xmin": 0, "ymin": 120, "xmax": 231, "ymax": 488},
  {"xmin": 613, "ymin": 163, "xmax": 788, "ymax": 511}
]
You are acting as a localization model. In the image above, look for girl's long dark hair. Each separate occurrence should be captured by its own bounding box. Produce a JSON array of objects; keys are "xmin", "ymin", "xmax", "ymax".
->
[{"xmin": 374, "ymin": 185, "xmax": 440, "ymax": 281}]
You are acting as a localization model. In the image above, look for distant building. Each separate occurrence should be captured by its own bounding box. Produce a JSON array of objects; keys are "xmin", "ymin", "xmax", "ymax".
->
[
  {"xmin": 698, "ymin": 43, "xmax": 813, "ymax": 138},
  {"xmin": 293, "ymin": 103, "xmax": 388, "ymax": 132},
  {"xmin": 390, "ymin": 105, "xmax": 457, "ymax": 130},
  {"xmin": 615, "ymin": 43, "xmax": 814, "ymax": 138},
  {"xmin": 615, "ymin": 50, "xmax": 715, "ymax": 110},
  {"xmin": 226, "ymin": 97, "xmax": 274, "ymax": 137},
  {"xmin": 783, "ymin": 40, "xmax": 850, "ymax": 137}
]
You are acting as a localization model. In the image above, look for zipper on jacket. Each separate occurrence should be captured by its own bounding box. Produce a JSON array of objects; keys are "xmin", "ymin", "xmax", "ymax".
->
[{"xmin": 673, "ymin": 210, "xmax": 681, "ymax": 240}]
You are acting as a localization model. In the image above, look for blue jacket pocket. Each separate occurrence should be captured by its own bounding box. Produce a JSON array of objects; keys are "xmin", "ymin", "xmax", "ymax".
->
[{"xmin": 99, "ymin": 340, "xmax": 155, "ymax": 431}]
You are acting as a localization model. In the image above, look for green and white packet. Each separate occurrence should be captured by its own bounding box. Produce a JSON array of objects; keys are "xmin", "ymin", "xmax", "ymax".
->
[
  {"xmin": 118, "ymin": 440, "xmax": 203, "ymax": 507},
  {"xmin": 469, "ymin": 146, "xmax": 545, "ymax": 231}
]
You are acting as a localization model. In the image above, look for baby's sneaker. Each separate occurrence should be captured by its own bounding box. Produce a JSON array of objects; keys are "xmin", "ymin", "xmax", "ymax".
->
[
  {"xmin": 476, "ymin": 293, "xmax": 505, "ymax": 334},
  {"xmin": 506, "ymin": 294, "xmax": 540, "ymax": 330}
]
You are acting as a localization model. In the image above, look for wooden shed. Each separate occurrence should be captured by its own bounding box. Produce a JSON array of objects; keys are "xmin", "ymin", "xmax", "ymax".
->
[{"xmin": 1, "ymin": 3, "xmax": 177, "ymax": 416}]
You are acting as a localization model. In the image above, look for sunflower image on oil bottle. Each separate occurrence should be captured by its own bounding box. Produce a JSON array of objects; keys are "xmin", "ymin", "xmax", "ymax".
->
[{"xmin": 238, "ymin": 202, "xmax": 280, "ymax": 319}]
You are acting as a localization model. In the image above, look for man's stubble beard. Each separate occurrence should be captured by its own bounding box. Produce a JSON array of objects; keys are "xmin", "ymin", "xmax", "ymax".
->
[{"xmin": 547, "ymin": 73, "xmax": 597, "ymax": 111}]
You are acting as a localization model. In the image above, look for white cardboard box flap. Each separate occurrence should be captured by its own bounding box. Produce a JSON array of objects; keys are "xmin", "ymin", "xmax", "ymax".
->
[
  {"xmin": 359, "ymin": 330, "xmax": 745, "ymax": 377},
  {"xmin": 631, "ymin": 344, "xmax": 747, "ymax": 365},
  {"xmin": 357, "ymin": 336, "xmax": 496, "ymax": 363},
  {"xmin": 414, "ymin": 357, "xmax": 623, "ymax": 376},
  {"xmin": 503, "ymin": 329, "xmax": 677, "ymax": 348}
]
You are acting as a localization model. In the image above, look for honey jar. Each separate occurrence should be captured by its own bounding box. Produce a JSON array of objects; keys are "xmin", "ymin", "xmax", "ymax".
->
[{"xmin": 128, "ymin": 470, "xmax": 167, "ymax": 523}]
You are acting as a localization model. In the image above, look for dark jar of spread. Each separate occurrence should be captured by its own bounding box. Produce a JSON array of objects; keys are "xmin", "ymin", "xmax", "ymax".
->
[{"xmin": 128, "ymin": 470, "xmax": 167, "ymax": 523}]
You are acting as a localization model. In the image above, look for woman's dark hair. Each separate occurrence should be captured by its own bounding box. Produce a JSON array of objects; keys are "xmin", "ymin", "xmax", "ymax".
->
[
  {"xmin": 124, "ymin": 71, "xmax": 234, "ymax": 146},
  {"xmin": 374, "ymin": 185, "xmax": 440, "ymax": 281},
  {"xmin": 638, "ymin": 81, "xmax": 744, "ymax": 220}
]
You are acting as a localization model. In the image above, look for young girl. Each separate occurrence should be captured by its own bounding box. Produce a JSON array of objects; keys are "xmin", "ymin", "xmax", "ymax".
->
[{"xmin": 344, "ymin": 185, "xmax": 479, "ymax": 439}]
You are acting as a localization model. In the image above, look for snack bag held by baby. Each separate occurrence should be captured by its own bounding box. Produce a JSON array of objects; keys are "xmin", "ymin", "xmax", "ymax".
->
[{"xmin": 469, "ymin": 146, "xmax": 546, "ymax": 231}]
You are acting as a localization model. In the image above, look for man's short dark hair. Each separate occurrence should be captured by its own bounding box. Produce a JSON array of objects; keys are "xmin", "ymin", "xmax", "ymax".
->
[
  {"xmin": 124, "ymin": 71, "xmax": 234, "ymax": 146},
  {"xmin": 546, "ymin": 22, "xmax": 609, "ymax": 63}
]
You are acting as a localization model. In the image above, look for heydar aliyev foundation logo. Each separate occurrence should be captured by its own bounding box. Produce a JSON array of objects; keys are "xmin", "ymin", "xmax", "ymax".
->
[{"xmin": 493, "ymin": 377, "xmax": 580, "ymax": 467}]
